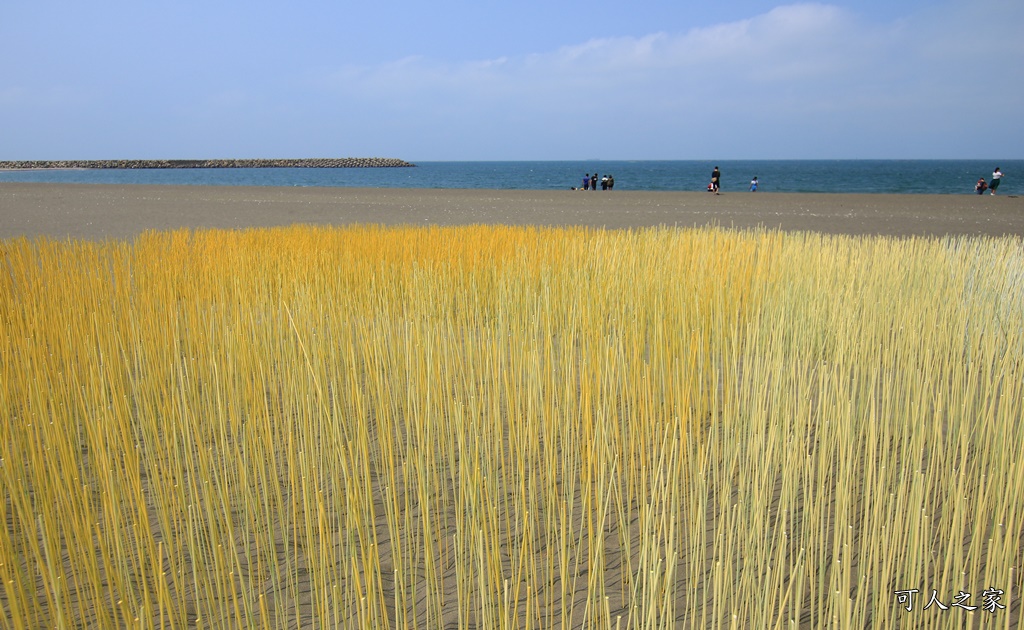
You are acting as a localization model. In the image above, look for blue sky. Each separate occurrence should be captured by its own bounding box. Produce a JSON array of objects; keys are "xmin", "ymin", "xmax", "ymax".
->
[{"xmin": 2, "ymin": 0, "xmax": 1021, "ymax": 160}]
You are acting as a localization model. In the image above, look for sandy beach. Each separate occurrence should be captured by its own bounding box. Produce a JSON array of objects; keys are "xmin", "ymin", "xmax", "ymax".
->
[
  {"xmin": 2, "ymin": 182, "xmax": 1022, "ymax": 240},
  {"xmin": 3, "ymin": 182, "xmax": 1023, "ymax": 627}
]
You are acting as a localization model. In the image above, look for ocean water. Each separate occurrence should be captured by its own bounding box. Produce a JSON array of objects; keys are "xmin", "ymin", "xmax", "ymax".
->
[{"xmin": 0, "ymin": 160, "xmax": 1020, "ymax": 196}]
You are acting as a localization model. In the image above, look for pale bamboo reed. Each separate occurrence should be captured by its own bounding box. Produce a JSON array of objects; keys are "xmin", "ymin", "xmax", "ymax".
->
[{"xmin": 1, "ymin": 225, "xmax": 1021, "ymax": 628}]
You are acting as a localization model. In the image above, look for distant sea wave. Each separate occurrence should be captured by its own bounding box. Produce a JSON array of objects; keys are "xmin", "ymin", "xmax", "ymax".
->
[{"xmin": 1, "ymin": 160, "xmax": 1019, "ymax": 195}]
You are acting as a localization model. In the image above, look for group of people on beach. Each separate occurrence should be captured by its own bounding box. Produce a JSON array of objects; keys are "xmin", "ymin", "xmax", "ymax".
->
[
  {"xmin": 705, "ymin": 167, "xmax": 759, "ymax": 194},
  {"xmin": 575, "ymin": 173, "xmax": 615, "ymax": 191},
  {"xmin": 975, "ymin": 167, "xmax": 1005, "ymax": 195},
  {"xmin": 572, "ymin": 165, "xmax": 1005, "ymax": 195}
]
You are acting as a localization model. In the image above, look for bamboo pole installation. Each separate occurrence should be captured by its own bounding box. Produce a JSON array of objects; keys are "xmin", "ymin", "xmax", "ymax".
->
[{"xmin": 1, "ymin": 224, "xmax": 1021, "ymax": 628}]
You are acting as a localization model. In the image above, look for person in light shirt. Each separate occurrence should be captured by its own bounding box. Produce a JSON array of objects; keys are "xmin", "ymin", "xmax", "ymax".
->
[{"xmin": 989, "ymin": 167, "xmax": 1004, "ymax": 195}]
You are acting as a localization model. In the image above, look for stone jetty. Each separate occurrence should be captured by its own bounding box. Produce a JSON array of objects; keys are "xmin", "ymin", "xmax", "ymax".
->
[{"xmin": 0, "ymin": 158, "xmax": 415, "ymax": 169}]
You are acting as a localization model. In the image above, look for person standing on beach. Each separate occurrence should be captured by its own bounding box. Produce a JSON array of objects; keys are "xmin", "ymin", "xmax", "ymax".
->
[
  {"xmin": 750, "ymin": 176, "xmax": 758, "ymax": 192},
  {"xmin": 711, "ymin": 166, "xmax": 721, "ymax": 194},
  {"xmin": 607, "ymin": 174, "xmax": 614, "ymax": 190},
  {"xmin": 583, "ymin": 174, "xmax": 590, "ymax": 190},
  {"xmin": 591, "ymin": 173, "xmax": 598, "ymax": 191},
  {"xmin": 990, "ymin": 167, "xmax": 1003, "ymax": 195}
]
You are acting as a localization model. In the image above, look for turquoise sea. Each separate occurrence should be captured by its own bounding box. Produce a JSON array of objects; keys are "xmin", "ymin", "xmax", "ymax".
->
[{"xmin": 1, "ymin": 160, "xmax": 1020, "ymax": 196}]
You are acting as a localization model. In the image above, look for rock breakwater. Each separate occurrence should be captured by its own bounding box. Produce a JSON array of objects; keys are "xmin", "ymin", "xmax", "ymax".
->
[{"xmin": 0, "ymin": 158, "xmax": 415, "ymax": 169}]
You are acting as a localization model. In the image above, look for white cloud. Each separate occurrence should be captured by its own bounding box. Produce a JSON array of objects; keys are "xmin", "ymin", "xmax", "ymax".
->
[
  {"xmin": 281, "ymin": 1, "xmax": 1024, "ymax": 157},
  {"xmin": 321, "ymin": 4, "xmax": 876, "ymax": 107},
  {"xmin": 3, "ymin": 0, "xmax": 1021, "ymax": 160},
  {"xmin": 132, "ymin": 1, "xmax": 1024, "ymax": 158},
  {"xmin": 518, "ymin": 4, "xmax": 851, "ymax": 76}
]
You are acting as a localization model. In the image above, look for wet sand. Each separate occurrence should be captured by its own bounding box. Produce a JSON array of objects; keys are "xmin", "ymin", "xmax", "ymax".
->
[{"xmin": 1, "ymin": 182, "xmax": 1022, "ymax": 240}]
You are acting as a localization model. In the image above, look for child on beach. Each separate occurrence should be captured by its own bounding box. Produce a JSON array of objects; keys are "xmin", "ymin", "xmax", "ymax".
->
[
  {"xmin": 975, "ymin": 177, "xmax": 988, "ymax": 194},
  {"xmin": 750, "ymin": 177, "xmax": 758, "ymax": 192}
]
